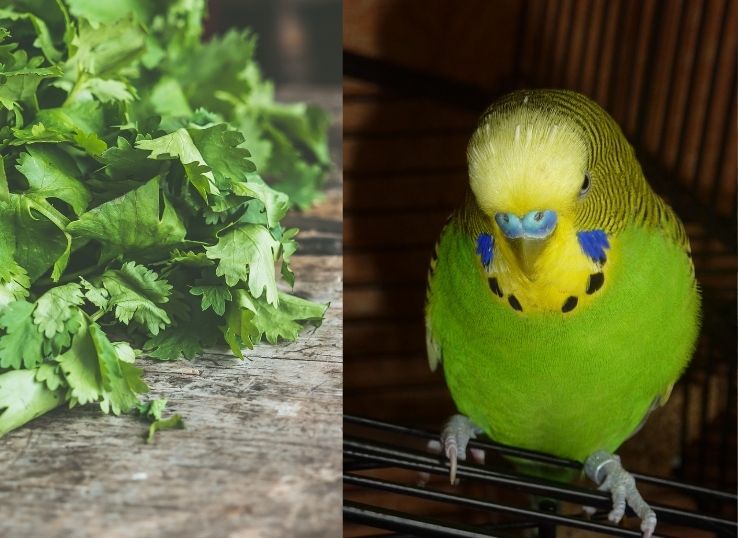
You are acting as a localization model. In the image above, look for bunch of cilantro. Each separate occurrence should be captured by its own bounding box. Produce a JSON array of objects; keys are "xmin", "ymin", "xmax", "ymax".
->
[{"xmin": 0, "ymin": 0, "xmax": 330, "ymax": 437}]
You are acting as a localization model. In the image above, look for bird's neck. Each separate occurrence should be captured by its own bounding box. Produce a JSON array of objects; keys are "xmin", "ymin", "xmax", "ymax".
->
[{"xmin": 483, "ymin": 218, "xmax": 614, "ymax": 314}]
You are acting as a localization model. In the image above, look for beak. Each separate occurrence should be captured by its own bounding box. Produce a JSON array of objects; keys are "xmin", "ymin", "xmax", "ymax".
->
[
  {"xmin": 495, "ymin": 210, "xmax": 557, "ymax": 279},
  {"xmin": 509, "ymin": 237, "xmax": 549, "ymax": 279}
]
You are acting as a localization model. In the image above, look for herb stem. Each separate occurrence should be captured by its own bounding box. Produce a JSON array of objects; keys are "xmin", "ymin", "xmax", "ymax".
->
[
  {"xmin": 62, "ymin": 70, "xmax": 88, "ymax": 106},
  {"xmin": 34, "ymin": 262, "xmax": 104, "ymax": 289}
]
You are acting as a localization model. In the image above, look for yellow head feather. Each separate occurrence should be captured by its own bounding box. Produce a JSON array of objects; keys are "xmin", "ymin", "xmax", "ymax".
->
[{"xmin": 467, "ymin": 103, "xmax": 589, "ymax": 221}]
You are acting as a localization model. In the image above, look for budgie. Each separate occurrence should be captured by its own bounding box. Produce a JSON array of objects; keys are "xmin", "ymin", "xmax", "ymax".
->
[{"xmin": 424, "ymin": 89, "xmax": 700, "ymax": 537}]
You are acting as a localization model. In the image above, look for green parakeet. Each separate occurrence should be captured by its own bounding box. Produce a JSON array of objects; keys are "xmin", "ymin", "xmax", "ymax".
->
[{"xmin": 424, "ymin": 89, "xmax": 701, "ymax": 537}]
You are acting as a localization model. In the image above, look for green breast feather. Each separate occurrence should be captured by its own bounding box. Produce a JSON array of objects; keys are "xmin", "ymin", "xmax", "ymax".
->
[{"xmin": 425, "ymin": 219, "xmax": 700, "ymax": 462}]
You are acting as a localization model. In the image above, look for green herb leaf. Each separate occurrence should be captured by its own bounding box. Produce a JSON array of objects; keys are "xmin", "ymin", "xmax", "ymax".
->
[
  {"xmin": 67, "ymin": 177, "xmax": 187, "ymax": 260},
  {"xmin": 0, "ymin": 1, "xmax": 330, "ymax": 440},
  {"xmin": 206, "ymin": 224, "xmax": 280, "ymax": 304},
  {"xmin": 190, "ymin": 285, "xmax": 231, "ymax": 316},
  {"xmin": 99, "ymin": 262, "xmax": 172, "ymax": 335},
  {"xmin": 0, "ymin": 300, "xmax": 43, "ymax": 369}
]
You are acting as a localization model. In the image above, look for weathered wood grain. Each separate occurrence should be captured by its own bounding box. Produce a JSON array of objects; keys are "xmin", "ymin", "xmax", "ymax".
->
[
  {"xmin": 0, "ymin": 87, "xmax": 343, "ymax": 538},
  {"xmin": 0, "ymin": 257, "xmax": 342, "ymax": 538}
]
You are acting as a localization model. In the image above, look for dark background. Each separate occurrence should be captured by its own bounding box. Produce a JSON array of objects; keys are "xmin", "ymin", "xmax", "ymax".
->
[
  {"xmin": 208, "ymin": 0, "xmax": 342, "ymax": 84},
  {"xmin": 343, "ymin": 0, "xmax": 736, "ymax": 534}
]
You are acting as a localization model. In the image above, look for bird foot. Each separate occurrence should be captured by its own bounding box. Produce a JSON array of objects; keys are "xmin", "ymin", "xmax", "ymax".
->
[
  {"xmin": 584, "ymin": 450, "xmax": 657, "ymax": 538},
  {"xmin": 426, "ymin": 414, "xmax": 485, "ymax": 485}
]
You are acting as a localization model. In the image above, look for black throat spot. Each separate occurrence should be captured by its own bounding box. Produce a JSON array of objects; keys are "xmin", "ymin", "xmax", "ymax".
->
[
  {"xmin": 489, "ymin": 277, "xmax": 503, "ymax": 297},
  {"xmin": 586, "ymin": 273, "xmax": 605, "ymax": 294},
  {"xmin": 508, "ymin": 294, "xmax": 523, "ymax": 311},
  {"xmin": 562, "ymin": 296, "xmax": 578, "ymax": 313}
]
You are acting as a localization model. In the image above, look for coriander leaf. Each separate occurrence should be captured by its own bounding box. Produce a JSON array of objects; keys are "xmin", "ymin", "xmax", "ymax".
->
[
  {"xmin": 135, "ymin": 397, "xmax": 185, "ymax": 442},
  {"xmin": 0, "ymin": 37, "xmax": 62, "ymax": 125},
  {"xmin": 136, "ymin": 127, "xmax": 222, "ymax": 201},
  {"xmin": 136, "ymin": 128, "xmax": 208, "ymax": 166},
  {"xmin": 137, "ymin": 398, "xmax": 168, "ymax": 421},
  {"xmin": 205, "ymin": 224, "xmax": 280, "ymax": 304},
  {"xmin": 113, "ymin": 341, "xmax": 137, "ymax": 364},
  {"xmin": 72, "ymin": 130, "xmax": 107, "ymax": 155},
  {"xmin": 143, "ymin": 327, "xmax": 202, "ymax": 361},
  {"xmin": 58, "ymin": 317, "xmax": 148, "ymax": 413},
  {"xmin": 271, "ymin": 158, "xmax": 326, "ymax": 211},
  {"xmin": 244, "ymin": 291, "xmax": 327, "ymax": 345},
  {"xmin": 35, "ymin": 362, "xmax": 63, "ymax": 391},
  {"xmin": 266, "ymin": 102, "xmax": 331, "ymax": 166},
  {"xmin": 14, "ymin": 101, "xmax": 107, "ymax": 139},
  {"xmin": 0, "ymin": 8, "xmax": 62, "ymax": 63},
  {"xmin": 99, "ymin": 261, "xmax": 172, "ymax": 335},
  {"xmin": 234, "ymin": 115, "xmax": 272, "ymax": 171},
  {"xmin": 98, "ymin": 136, "xmax": 162, "ymax": 181},
  {"xmin": 159, "ymin": 29, "xmax": 256, "ymax": 117},
  {"xmin": 0, "ymin": 275, "xmax": 30, "ymax": 308},
  {"xmin": 0, "ymin": 369, "xmax": 63, "ymax": 437},
  {"xmin": 33, "ymin": 282, "xmax": 84, "ymax": 338},
  {"xmin": 188, "ymin": 123, "xmax": 256, "ymax": 188},
  {"xmin": 146, "ymin": 413, "xmax": 184, "ymax": 443},
  {"xmin": 166, "ymin": 249, "xmax": 213, "ymax": 268},
  {"xmin": 67, "ymin": 177, "xmax": 187, "ymax": 260},
  {"xmin": 4, "ymin": 195, "xmax": 69, "ymax": 281},
  {"xmin": 278, "ymin": 227, "xmax": 299, "ymax": 287},
  {"xmin": 0, "ymin": 197, "xmax": 31, "ymax": 305},
  {"xmin": 0, "ymin": 300, "xmax": 43, "ymax": 369},
  {"xmin": 80, "ymin": 77, "xmax": 137, "ymax": 103},
  {"xmin": 15, "ymin": 145, "xmax": 91, "ymax": 216},
  {"xmin": 148, "ymin": 77, "xmax": 192, "ymax": 118},
  {"xmin": 222, "ymin": 298, "xmax": 259, "ymax": 359},
  {"xmin": 89, "ymin": 322, "xmax": 147, "ymax": 414},
  {"xmin": 57, "ymin": 320, "xmax": 103, "ymax": 405},
  {"xmin": 190, "ymin": 285, "xmax": 231, "ymax": 316},
  {"xmin": 66, "ymin": 17, "xmax": 146, "ymax": 78},
  {"xmin": 143, "ymin": 303, "xmax": 220, "ymax": 360},
  {"xmin": 181, "ymin": 161, "xmax": 212, "ymax": 203},
  {"xmin": 231, "ymin": 178, "xmax": 289, "ymax": 229},
  {"xmin": 65, "ymin": 0, "xmax": 155, "ymax": 26},
  {"xmin": 80, "ymin": 277, "xmax": 109, "ymax": 309}
]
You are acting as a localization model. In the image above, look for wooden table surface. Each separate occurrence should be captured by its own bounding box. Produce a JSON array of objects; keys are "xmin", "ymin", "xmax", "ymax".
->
[{"xmin": 0, "ymin": 87, "xmax": 342, "ymax": 538}]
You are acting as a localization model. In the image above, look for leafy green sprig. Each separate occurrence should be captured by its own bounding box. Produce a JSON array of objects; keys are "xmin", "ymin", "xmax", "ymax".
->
[{"xmin": 0, "ymin": 0, "xmax": 329, "ymax": 437}]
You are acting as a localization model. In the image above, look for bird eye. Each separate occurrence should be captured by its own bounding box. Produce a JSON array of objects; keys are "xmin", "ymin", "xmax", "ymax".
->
[{"xmin": 579, "ymin": 172, "xmax": 591, "ymax": 196}]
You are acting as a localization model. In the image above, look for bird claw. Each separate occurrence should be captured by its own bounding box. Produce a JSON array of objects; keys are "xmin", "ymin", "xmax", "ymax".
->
[
  {"xmin": 585, "ymin": 450, "xmax": 657, "ymax": 538},
  {"xmin": 427, "ymin": 414, "xmax": 484, "ymax": 484}
]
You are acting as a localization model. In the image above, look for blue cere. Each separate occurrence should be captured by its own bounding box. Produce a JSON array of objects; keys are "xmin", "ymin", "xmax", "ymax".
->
[
  {"xmin": 476, "ymin": 233, "xmax": 494, "ymax": 271},
  {"xmin": 577, "ymin": 230, "xmax": 610, "ymax": 263},
  {"xmin": 520, "ymin": 209, "xmax": 557, "ymax": 239}
]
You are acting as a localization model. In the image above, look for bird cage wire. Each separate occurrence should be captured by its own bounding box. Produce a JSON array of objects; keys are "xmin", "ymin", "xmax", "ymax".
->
[
  {"xmin": 344, "ymin": 415, "xmax": 737, "ymax": 537},
  {"xmin": 343, "ymin": 0, "xmax": 737, "ymax": 535}
]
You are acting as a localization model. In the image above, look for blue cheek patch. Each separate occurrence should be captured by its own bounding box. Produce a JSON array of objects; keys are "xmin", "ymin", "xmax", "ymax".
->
[
  {"xmin": 476, "ymin": 233, "xmax": 494, "ymax": 271},
  {"xmin": 577, "ymin": 230, "xmax": 610, "ymax": 264}
]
